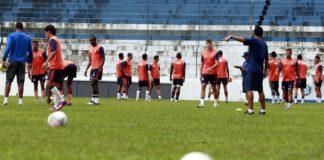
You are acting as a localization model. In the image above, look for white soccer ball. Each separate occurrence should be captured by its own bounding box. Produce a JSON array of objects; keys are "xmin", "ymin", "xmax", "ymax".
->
[
  {"xmin": 180, "ymin": 152, "xmax": 212, "ymax": 160},
  {"xmin": 47, "ymin": 111, "xmax": 68, "ymax": 127}
]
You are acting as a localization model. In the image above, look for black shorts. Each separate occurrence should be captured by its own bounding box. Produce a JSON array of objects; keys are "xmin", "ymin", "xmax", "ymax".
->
[
  {"xmin": 64, "ymin": 64, "xmax": 77, "ymax": 79},
  {"xmin": 315, "ymin": 80, "xmax": 322, "ymax": 87},
  {"xmin": 282, "ymin": 81, "xmax": 294, "ymax": 90},
  {"xmin": 125, "ymin": 76, "xmax": 132, "ymax": 85},
  {"xmin": 173, "ymin": 79, "xmax": 184, "ymax": 86},
  {"xmin": 269, "ymin": 81, "xmax": 279, "ymax": 91},
  {"xmin": 152, "ymin": 79, "xmax": 160, "ymax": 86},
  {"xmin": 47, "ymin": 69, "xmax": 64, "ymax": 82},
  {"xmin": 217, "ymin": 78, "xmax": 228, "ymax": 85},
  {"xmin": 90, "ymin": 69, "xmax": 102, "ymax": 80},
  {"xmin": 295, "ymin": 78, "xmax": 306, "ymax": 89},
  {"xmin": 138, "ymin": 80, "xmax": 149, "ymax": 87},
  {"xmin": 201, "ymin": 74, "xmax": 217, "ymax": 85},
  {"xmin": 245, "ymin": 71, "xmax": 263, "ymax": 92},
  {"xmin": 32, "ymin": 74, "xmax": 46, "ymax": 83},
  {"xmin": 117, "ymin": 77, "xmax": 123, "ymax": 85},
  {"xmin": 6, "ymin": 61, "xmax": 26, "ymax": 85}
]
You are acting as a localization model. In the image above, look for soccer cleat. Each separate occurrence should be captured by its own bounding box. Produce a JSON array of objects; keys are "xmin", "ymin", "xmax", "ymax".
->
[
  {"xmin": 170, "ymin": 98, "xmax": 174, "ymax": 102},
  {"xmin": 56, "ymin": 101, "xmax": 66, "ymax": 110},
  {"xmin": 244, "ymin": 110, "xmax": 254, "ymax": 115},
  {"xmin": 92, "ymin": 102, "xmax": 99, "ymax": 105},
  {"xmin": 197, "ymin": 104, "xmax": 204, "ymax": 108},
  {"xmin": 259, "ymin": 111, "xmax": 266, "ymax": 115},
  {"xmin": 87, "ymin": 100, "xmax": 95, "ymax": 105},
  {"xmin": 48, "ymin": 107, "xmax": 56, "ymax": 111},
  {"xmin": 213, "ymin": 103, "xmax": 218, "ymax": 108},
  {"xmin": 2, "ymin": 102, "xmax": 8, "ymax": 106}
]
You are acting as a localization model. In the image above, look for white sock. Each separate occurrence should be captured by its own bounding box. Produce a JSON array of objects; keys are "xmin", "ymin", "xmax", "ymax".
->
[
  {"xmin": 53, "ymin": 95, "xmax": 58, "ymax": 108},
  {"xmin": 145, "ymin": 90, "xmax": 149, "ymax": 100},
  {"xmin": 117, "ymin": 92, "xmax": 121, "ymax": 99},
  {"xmin": 260, "ymin": 109, "xmax": 266, "ymax": 113},
  {"xmin": 272, "ymin": 96, "xmax": 275, "ymax": 103},
  {"xmin": 91, "ymin": 96, "xmax": 94, "ymax": 101},
  {"xmin": 158, "ymin": 95, "xmax": 162, "ymax": 99},
  {"xmin": 317, "ymin": 97, "xmax": 321, "ymax": 103},
  {"xmin": 51, "ymin": 87, "xmax": 64, "ymax": 101},
  {"xmin": 294, "ymin": 98, "xmax": 298, "ymax": 103},
  {"xmin": 136, "ymin": 90, "xmax": 140, "ymax": 100},
  {"xmin": 4, "ymin": 97, "xmax": 8, "ymax": 104},
  {"xmin": 94, "ymin": 97, "xmax": 99, "ymax": 103},
  {"xmin": 200, "ymin": 99, "xmax": 204, "ymax": 106},
  {"xmin": 301, "ymin": 98, "xmax": 304, "ymax": 104},
  {"xmin": 122, "ymin": 93, "xmax": 126, "ymax": 99},
  {"xmin": 248, "ymin": 109, "xmax": 254, "ymax": 113},
  {"xmin": 18, "ymin": 98, "xmax": 23, "ymax": 105},
  {"xmin": 276, "ymin": 96, "xmax": 280, "ymax": 103},
  {"xmin": 214, "ymin": 99, "xmax": 218, "ymax": 105}
]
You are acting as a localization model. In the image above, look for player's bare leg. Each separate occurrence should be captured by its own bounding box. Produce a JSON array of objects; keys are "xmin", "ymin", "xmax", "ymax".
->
[{"xmin": 197, "ymin": 83, "xmax": 207, "ymax": 107}]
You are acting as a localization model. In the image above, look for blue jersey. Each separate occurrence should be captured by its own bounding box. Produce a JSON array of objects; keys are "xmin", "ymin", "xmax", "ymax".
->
[
  {"xmin": 3, "ymin": 31, "xmax": 33, "ymax": 63},
  {"xmin": 243, "ymin": 37, "xmax": 268, "ymax": 74}
]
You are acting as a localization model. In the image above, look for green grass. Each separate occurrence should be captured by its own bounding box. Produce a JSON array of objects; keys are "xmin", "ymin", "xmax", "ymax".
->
[{"xmin": 0, "ymin": 97, "xmax": 324, "ymax": 160}]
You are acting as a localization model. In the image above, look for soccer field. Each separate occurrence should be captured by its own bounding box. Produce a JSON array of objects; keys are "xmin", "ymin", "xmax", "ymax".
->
[{"xmin": 0, "ymin": 97, "xmax": 324, "ymax": 160}]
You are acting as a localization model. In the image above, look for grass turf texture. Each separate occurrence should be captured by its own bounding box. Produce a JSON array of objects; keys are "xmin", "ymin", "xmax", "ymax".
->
[{"xmin": 0, "ymin": 97, "xmax": 324, "ymax": 160}]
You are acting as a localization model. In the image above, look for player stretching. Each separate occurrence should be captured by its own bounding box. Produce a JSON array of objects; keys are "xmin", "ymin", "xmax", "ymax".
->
[
  {"xmin": 314, "ymin": 55, "xmax": 322, "ymax": 103},
  {"xmin": 43, "ymin": 25, "xmax": 66, "ymax": 110},
  {"xmin": 277, "ymin": 49, "xmax": 299, "ymax": 109},
  {"xmin": 150, "ymin": 55, "xmax": 162, "ymax": 99},
  {"xmin": 268, "ymin": 51, "xmax": 280, "ymax": 104},
  {"xmin": 136, "ymin": 53, "xmax": 152, "ymax": 101},
  {"xmin": 116, "ymin": 53, "xmax": 124, "ymax": 100},
  {"xmin": 62, "ymin": 60, "xmax": 77, "ymax": 105},
  {"xmin": 216, "ymin": 50, "xmax": 230, "ymax": 103},
  {"xmin": 30, "ymin": 40, "xmax": 46, "ymax": 103},
  {"xmin": 84, "ymin": 36, "xmax": 105, "ymax": 105},
  {"xmin": 197, "ymin": 39, "xmax": 220, "ymax": 108},
  {"xmin": 294, "ymin": 54, "xmax": 307, "ymax": 104},
  {"xmin": 121, "ymin": 53, "xmax": 133, "ymax": 99},
  {"xmin": 224, "ymin": 26, "xmax": 269, "ymax": 115},
  {"xmin": 170, "ymin": 52, "xmax": 186, "ymax": 102}
]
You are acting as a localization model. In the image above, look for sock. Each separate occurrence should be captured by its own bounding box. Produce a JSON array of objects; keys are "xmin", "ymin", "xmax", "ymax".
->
[
  {"xmin": 122, "ymin": 93, "xmax": 126, "ymax": 99},
  {"xmin": 276, "ymin": 96, "xmax": 280, "ymax": 103},
  {"xmin": 248, "ymin": 109, "xmax": 254, "ymax": 113},
  {"xmin": 317, "ymin": 97, "xmax": 321, "ymax": 103},
  {"xmin": 4, "ymin": 97, "xmax": 8, "ymax": 104},
  {"xmin": 200, "ymin": 98, "xmax": 204, "ymax": 106},
  {"xmin": 117, "ymin": 92, "xmax": 121, "ymax": 99},
  {"xmin": 91, "ymin": 95, "xmax": 94, "ymax": 102},
  {"xmin": 51, "ymin": 87, "xmax": 64, "ymax": 101},
  {"xmin": 260, "ymin": 109, "xmax": 266, "ymax": 113},
  {"xmin": 145, "ymin": 90, "xmax": 149, "ymax": 100},
  {"xmin": 67, "ymin": 94, "xmax": 72, "ymax": 104},
  {"xmin": 158, "ymin": 95, "xmax": 162, "ymax": 99},
  {"xmin": 272, "ymin": 96, "xmax": 275, "ymax": 103},
  {"xmin": 214, "ymin": 98, "xmax": 218, "ymax": 105},
  {"xmin": 136, "ymin": 90, "xmax": 140, "ymax": 100},
  {"xmin": 301, "ymin": 98, "xmax": 304, "ymax": 104},
  {"xmin": 53, "ymin": 95, "xmax": 58, "ymax": 108},
  {"xmin": 18, "ymin": 98, "xmax": 23, "ymax": 105}
]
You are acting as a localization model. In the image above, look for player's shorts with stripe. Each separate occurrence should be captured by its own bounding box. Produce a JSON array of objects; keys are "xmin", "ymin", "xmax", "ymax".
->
[
  {"xmin": 47, "ymin": 69, "xmax": 64, "ymax": 82},
  {"xmin": 90, "ymin": 69, "xmax": 102, "ymax": 80},
  {"xmin": 32, "ymin": 74, "xmax": 46, "ymax": 83},
  {"xmin": 138, "ymin": 80, "xmax": 149, "ymax": 87},
  {"xmin": 245, "ymin": 71, "xmax": 263, "ymax": 92},
  {"xmin": 173, "ymin": 79, "xmax": 184, "ymax": 86},
  {"xmin": 201, "ymin": 74, "xmax": 217, "ymax": 85},
  {"xmin": 64, "ymin": 64, "xmax": 77, "ymax": 79},
  {"xmin": 217, "ymin": 78, "xmax": 228, "ymax": 85},
  {"xmin": 282, "ymin": 80, "xmax": 294, "ymax": 90}
]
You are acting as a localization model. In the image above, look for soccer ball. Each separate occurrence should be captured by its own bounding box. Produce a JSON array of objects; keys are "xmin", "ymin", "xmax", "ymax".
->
[
  {"xmin": 180, "ymin": 152, "xmax": 212, "ymax": 160},
  {"xmin": 47, "ymin": 111, "xmax": 68, "ymax": 127}
]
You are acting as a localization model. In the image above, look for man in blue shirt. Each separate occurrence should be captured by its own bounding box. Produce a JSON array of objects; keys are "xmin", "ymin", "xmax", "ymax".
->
[
  {"xmin": 224, "ymin": 26, "xmax": 269, "ymax": 115},
  {"xmin": 2, "ymin": 22, "xmax": 33, "ymax": 106}
]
